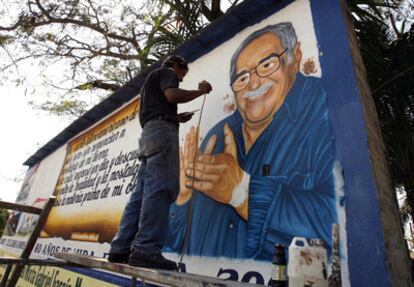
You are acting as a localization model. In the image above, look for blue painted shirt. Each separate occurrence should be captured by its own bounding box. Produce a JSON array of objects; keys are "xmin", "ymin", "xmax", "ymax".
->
[{"xmin": 166, "ymin": 74, "xmax": 337, "ymax": 260}]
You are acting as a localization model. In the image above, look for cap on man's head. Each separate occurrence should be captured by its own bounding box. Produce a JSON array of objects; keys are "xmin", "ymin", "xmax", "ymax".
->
[{"xmin": 162, "ymin": 55, "xmax": 188, "ymax": 70}]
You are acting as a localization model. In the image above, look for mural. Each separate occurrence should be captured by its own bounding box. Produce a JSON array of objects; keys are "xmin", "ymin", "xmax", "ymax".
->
[
  {"xmin": 43, "ymin": 100, "xmax": 140, "ymax": 243},
  {"xmin": 3, "ymin": 163, "xmax": 42, "ymax": 237},
  {"xmin": 1, "ymin": 0, "xmax": 364, "ymax": 285},
  {"xmin": 167, "ymin": 22, "xmax": 337, "ymax": 260}
]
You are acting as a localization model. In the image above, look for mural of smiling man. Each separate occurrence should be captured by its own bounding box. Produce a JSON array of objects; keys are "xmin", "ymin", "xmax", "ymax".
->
[{"xmin": 167, "ymin": 22, "xmax": 338, "ymax": 261}]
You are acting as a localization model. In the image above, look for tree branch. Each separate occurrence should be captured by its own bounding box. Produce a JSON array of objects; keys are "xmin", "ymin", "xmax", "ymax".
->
[
  {"xmin": 372, "ymin": 65, "xmax": 414, "ymax": 95},
  {"xmin": 31, "ymin": 0, "xmax": 142, "ymax": 50},
  {"xmin": 388, "ymin": 13, "xmax": 401, "ymax": 39},
  {"xmin": 74, "ymin": 80, "xmax": 120, "ymax": 91},
  {"xmin": 201, "ymin": 0, "xmax": 224, "ymax": 22}
]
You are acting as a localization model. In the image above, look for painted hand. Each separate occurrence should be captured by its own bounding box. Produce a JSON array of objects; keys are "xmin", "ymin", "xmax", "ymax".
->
[{"xmin": 185, "ymin": 124, "xmax": 244, "ymax": 207}]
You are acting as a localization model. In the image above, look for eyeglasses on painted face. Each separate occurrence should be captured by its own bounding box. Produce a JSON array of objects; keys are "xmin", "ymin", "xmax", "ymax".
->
[{"xmin": 231, "ymin": 48, "xmax": 288, "ymax": 92}]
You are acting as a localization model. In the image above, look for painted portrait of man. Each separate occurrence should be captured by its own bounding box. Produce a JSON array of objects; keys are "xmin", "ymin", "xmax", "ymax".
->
[{"xmin": 166, "ymin": 22, "xmax": 338, "ymax": 261}]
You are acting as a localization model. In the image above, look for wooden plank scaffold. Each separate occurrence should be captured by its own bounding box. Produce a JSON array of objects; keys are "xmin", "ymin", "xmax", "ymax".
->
[
  {"xmin": 0, "ymin": 197, "xmax": 261, "ymax": 287},
  {"xmin": 0, "ymin": 196, "xmax": 56, "ymax": 287},
  {"xmin": 54, "ymin": 252, "xmax": 259, "ymax": 287}
]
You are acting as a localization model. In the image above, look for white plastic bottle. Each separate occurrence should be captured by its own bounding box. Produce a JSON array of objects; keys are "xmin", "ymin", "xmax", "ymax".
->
[{"xmin": 288, "ymin": 237, "xmax": 328, "ymax": 287}]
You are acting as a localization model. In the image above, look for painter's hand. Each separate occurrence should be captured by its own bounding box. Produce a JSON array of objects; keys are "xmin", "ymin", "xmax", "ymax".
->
[
  {"xmin": 177, "ymin": 112, "xmax": 194, "ymax": 123},
  {"xmin": 198, "ymin": 81, "xmax": 212, "ymax": 94},
  {"xmin": 176, "ymin": 127, "xmax": 199, "ymax": 205},
  {"xmin": 185, "ymin": 124, "xmax": 247, "ymax": 219}
]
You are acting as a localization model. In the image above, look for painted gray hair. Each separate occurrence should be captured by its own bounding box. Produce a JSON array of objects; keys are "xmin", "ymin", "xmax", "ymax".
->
[{"xmin": 230, "ymin": 22, "xmax": 297, "ymax": 84}]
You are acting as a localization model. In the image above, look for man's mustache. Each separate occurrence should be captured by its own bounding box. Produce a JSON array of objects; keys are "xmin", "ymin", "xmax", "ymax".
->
[{"xmin": 242, "ymin": 82, "xmax": 273, "ymax": 99}]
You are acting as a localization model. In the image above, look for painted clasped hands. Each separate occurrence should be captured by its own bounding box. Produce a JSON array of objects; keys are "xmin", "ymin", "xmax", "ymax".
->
[{"xmin": 176, "ymin": 124, "xmax": 249, "ymax": 220}]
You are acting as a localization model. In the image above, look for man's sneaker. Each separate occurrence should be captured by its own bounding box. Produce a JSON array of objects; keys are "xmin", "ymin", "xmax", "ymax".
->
[
  {"xmin": 128, "ymin": 250, "xmax": 177, "ymax": 270},
  {"xmin": 107, "ymin": 252, "xmax": 130, "ymax": 264}
]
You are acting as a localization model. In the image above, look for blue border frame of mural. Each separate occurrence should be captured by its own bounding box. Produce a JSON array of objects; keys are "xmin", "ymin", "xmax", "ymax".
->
[{"xmin": 311, "ymin": 1, "xmax": 391, "ymax": 286}]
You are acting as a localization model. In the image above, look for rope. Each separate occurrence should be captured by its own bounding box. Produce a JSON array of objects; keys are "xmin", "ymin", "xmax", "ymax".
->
[{"xmin": 178, "ymin": 93, "xmax": 207, "ymax": 266}]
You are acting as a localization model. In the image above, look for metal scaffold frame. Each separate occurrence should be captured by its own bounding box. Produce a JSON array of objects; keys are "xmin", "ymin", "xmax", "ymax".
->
[{"xmin": 0, "ymin": 198, "xmax": 258, "ymax": 287}]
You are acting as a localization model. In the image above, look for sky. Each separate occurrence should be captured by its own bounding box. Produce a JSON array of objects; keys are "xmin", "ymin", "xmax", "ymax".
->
[
  {"xmin": 0, "ymin": 2, "xmax": 72, "ymax": 203},
  {"xmin": 0, "ymin": 82, "xmax": 70, "ymax": 202}
]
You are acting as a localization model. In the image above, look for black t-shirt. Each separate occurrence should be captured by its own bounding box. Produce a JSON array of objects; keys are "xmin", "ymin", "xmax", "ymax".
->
[{"xmin": 139, "ymin": 67, "xmax": 179, "ymax": 127}]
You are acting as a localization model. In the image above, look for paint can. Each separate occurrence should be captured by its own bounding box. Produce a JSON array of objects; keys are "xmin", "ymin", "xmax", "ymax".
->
[{"xmin": 288, "ymin": 237, "xmax": 328, "ymax": 287}]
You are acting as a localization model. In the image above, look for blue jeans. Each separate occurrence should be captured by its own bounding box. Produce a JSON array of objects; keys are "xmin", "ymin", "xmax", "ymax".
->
[{"xmin": 110, "ymin": 120, "xmax": 179, "ymax": 255}]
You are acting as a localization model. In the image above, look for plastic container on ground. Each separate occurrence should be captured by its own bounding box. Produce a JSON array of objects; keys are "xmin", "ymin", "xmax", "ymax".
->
[{"xmin": 288, "ymin": 237, "xmax": 328, "ymax": 287}]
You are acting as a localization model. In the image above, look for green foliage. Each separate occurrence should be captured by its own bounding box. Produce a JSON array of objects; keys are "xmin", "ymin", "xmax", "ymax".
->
[
  {"xmin": 370, "ymin": 28, "xmax": 414, "ymax": 222},
  {"xmin": 0, "ymin": 0, "xmax": 215, "ymax": 118},
  {"xmin": 349, "ymin": 0, "xmax": 414, "ymax": 222},
  {"xmin": 0, "ymin": 34, "xmax": 14, "ymax": 46},
  {"xmin": 0, "ymin": 208, "xmax": 9, "ymax": 237},
  {"xmin": 30, "ymin": 99, "xmax": 89, "ymax": 118},
  {"xmin": 75, "ymin": 82, "xmax": 94, "ymax": 91}
]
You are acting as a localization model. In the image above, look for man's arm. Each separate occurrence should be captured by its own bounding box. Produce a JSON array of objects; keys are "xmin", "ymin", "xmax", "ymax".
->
[
  {"xmin": 164, "ymin": 88, "xmax": 204, "ymax": 103},
  {"xmin": 164, "ymin": 81, "xmax": 212, "ymax": 103}
]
